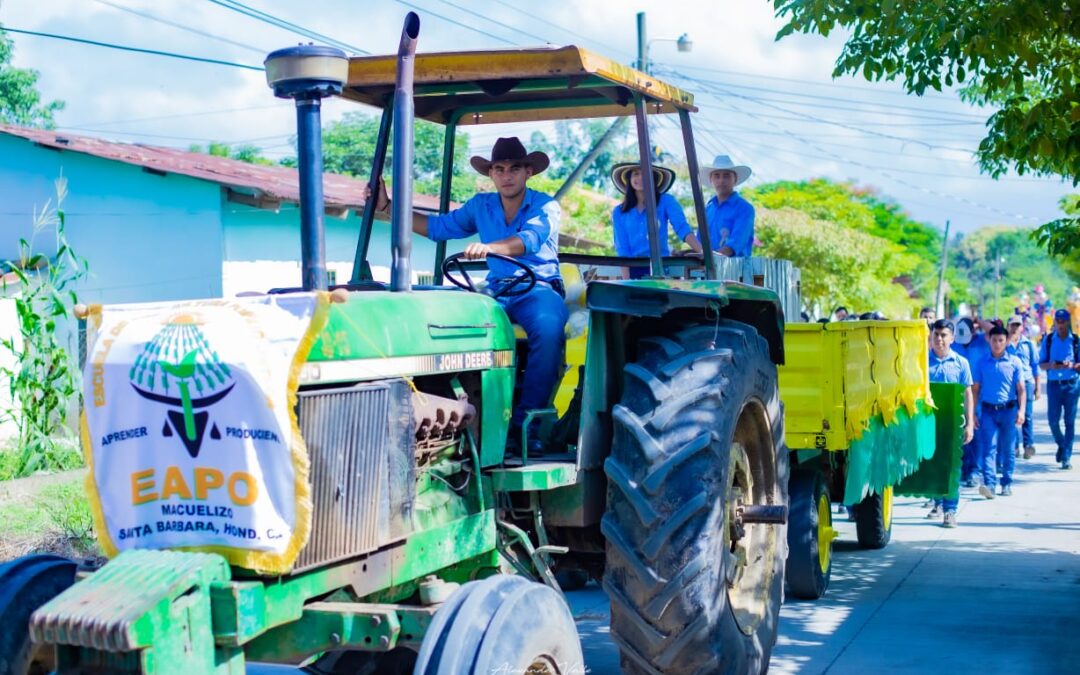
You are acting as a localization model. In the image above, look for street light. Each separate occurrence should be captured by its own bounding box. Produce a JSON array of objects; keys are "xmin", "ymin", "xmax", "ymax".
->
[{"xmin": 637, "ymin": 12, "xmax": 692, "ymax": 74}]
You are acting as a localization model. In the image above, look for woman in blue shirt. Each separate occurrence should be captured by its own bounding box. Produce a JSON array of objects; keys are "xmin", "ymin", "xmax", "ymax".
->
[{"xmin": 610, "ymin": 163, "xmax": 702, "ymax": 278}]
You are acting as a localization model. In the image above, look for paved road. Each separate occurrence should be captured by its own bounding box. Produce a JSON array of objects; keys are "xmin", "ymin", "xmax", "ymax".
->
[
  {"xmin": 566, "ymin": 392, "xmax": 1080, "ymax": 673},
  {"xmin": 255, "ymin": 394, "xmax": 1080, "ymax": 673}
]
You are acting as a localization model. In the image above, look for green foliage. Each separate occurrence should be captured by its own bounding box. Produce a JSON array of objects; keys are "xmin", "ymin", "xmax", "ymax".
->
[
  {"xmin": 526, "ymin": 176, "xmax": 616, "ymax": 254},
  {"xmin": 286, "ymin": 112, "xmax": 478, "ymax": 202},
  {"xmin": 0, "ymin": 25, "xmax": 64, "ymax": 127},
  {"xmin": 953, "ymin": 224, "xmax": 1069, "ymax": 318},
  {"xmin": 529, "ymin": 119, "xmax": 636, "ymax": 191},
  {"xmin": 0, "ymin": 177, "xmax": 88, "ymax": 478},
  {"xmin": 188, "ymin": 142, "xmax": 275, "ymax": 166},
  {"xmin": 0, "ymin": 478, "xmax": 97, "ymax": 560},
  {"xmin": 755, "ymin": 206, "xmax": 916, "ymax": 317},
  {"xmin": 772, "ymin": 1, "xmax": 1079, "ymax": 183}
]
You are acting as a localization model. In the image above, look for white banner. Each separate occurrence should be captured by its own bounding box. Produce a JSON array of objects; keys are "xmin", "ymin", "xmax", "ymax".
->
[{"xmin": 82, "ymin": 293, "xmax": 328, "ymax": 574}]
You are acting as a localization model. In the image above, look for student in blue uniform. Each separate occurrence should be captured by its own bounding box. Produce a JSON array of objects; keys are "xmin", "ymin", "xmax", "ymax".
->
[
  {"xmin": 374, "ymin": 136, "xmax": 566, "ymax": 454},
  {"xmin": 609, "ymin": 163, "xmax": 702, "ymax": 278},
  {"xmin": 951, "ymin": 317, "xmax": 986, "ymax": 485},
  {"xmin": 1039, "ymin": 308, "xmax": 1080, "ymax": 469},
  {"xmin": 971, "ymin": 326, "xmax": 1026, "ymax": 498},
  {"xmin": 1006, "ymin": 314, "xmax": 1039, "ymax": 459},
  {"xmin": 698, "ymin": 154, "xmax": 755, "ymax": 257},
  {"xmin": 926, "ymin": 320, "xmax": 975, "ymax": 527}
]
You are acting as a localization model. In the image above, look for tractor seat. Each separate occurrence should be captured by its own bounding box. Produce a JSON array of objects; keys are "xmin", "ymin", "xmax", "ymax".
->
[{"xmin": 510, "ymin": 262, "xmax": 588, "ymax": 340}]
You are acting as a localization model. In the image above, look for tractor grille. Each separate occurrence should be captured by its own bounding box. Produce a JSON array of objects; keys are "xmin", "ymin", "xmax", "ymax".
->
[{"xmin": 294, "ymin": 382, "xmax": 396, "ymax": 573}]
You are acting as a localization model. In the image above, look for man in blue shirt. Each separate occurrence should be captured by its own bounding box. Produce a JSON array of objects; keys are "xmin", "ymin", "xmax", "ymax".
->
[
  {"xmin": 1038, "ymin": 308, "xmax": 1080, "ymax": 469},
  {"xmin": 1006, "ymin": 314, "xmax": 1040, "ymax": 459},
  {"xmin": 374, "ymin": 137, "xmax": 567, "ymax": 451},
  {"xmin": 698, "ymin": 154, "xmax": 755, "ymax": 257},
  {"xmin": 926, "ymin": 320, "xmax": 975, "ymax": 527},
  {"xmin": 972, "ymin": 326, "xmax": 1026, "ymax": 497}
]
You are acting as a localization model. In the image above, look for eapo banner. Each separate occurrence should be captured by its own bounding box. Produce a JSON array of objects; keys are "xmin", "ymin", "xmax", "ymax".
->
[{"xmin": 81, "ymin": 293, "xmax": 329, "ymax": 574}]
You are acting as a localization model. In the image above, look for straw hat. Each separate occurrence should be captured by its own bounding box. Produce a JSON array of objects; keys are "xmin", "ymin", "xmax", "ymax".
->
[{"xmin": 610, "ymin": 162, "xmax": 676, "ymax": 194}]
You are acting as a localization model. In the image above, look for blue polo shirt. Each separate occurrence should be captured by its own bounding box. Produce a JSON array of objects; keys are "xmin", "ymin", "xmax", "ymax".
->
[
  {"xmin": 972, "ymin": 352, "xmax": 1023, "ymax": 405},
  {"xmin": 953, "ymin": 334, "xmax": 989, "ymax": 364},
  {"xmin": 1006, "ymin": 338, "xmax": 1037, "ymax": 383},
  {"xmin": 703, "ymin": 191, "xmax": 754, "ymax": 257},
  {"xmin": 1040, "ymin": 330, "xmax": 1080, "ymax": 382},
  {"xmin": 427, "ymin": 188, "xmax": 561, "ymax": 282},
  {"xmin": 612, "ymin": 193, "xmax": 693, "ymax": 257},
  {"xmin": 928, "ymin": 349, "xmax": 973, "ymax": 386}
]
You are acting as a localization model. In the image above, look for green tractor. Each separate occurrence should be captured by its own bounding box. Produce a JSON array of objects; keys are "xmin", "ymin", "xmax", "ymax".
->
[{"xmin": 1, "ymin": 13, "xmax": 791, "ymax": 674}]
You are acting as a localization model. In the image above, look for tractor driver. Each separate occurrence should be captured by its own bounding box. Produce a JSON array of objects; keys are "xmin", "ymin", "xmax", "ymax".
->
[{"xmin": 373, "ymin": 136, "xmax": 568, "ymax": 454}]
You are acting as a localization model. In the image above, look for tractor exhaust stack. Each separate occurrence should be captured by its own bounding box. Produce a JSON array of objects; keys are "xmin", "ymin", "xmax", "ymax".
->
[{"xmin": 390, "ymin": 12, "xmax": 421, "ymax": 292}]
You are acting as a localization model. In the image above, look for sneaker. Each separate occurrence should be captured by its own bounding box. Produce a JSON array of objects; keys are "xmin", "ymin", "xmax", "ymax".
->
[
  {"xmin": 1023, "ymin": 445, "xmax": 1036, "ymax": 459},
  {"xmin": 922, "ymin": 498, "xmax": 935, "ymax": 508},
  {"xmin": 943, "ymin": 512, "xmax": 958, "ymax": 528},
  {"xmin": 1000, "ymin": 485, "xmax": 1013, "ymax": 496},
  {"xmin": 927, "ymin": 504, "xmax": 943, "ymax": 519},
  {"xmin": 963, "ymin": 478, "xmax": 977, "ymax": 489},
  {"xmin": 978, "ymin": 485, "xmax": 996, "ymax": 500},
  {"xmin": 1063, "ymin": 462, "xmax": 1073, "ymax": 470}
]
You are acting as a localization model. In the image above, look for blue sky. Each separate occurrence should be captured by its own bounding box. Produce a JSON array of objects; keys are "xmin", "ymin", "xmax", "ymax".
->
[{"xmin": 2, "ymin": 0, "xmax": 1074, "ymax": 232}]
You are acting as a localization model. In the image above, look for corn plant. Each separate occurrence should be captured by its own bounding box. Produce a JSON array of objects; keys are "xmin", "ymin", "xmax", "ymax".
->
[{"xmin": 0, "ymin": 177, "xmax": 88, "ymax": 478}]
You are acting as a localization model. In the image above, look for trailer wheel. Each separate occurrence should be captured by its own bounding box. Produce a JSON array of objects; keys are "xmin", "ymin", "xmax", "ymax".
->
[
  {"xmin": 0, "ymin": 554, "xmax": 77, "ymax": 675},
  {"xmin": 855, "ymin": 485, "xmax": 893, "ymax": 549},
  {"xmin": 786, "ymin": 469, "xmax": 836, "ymax": 599},
  {"xmin": 603, "ymin": 321, "xmax": 788, "ymax": 674},
  {"xmin": 413, "ymin": 574, "xmax": 582, "ymax": 674}
]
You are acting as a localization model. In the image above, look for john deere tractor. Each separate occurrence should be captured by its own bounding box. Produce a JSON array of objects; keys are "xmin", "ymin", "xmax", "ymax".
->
[{"xmin": 1, "ymin": 13, "xmax": 791, "ymax": 674}]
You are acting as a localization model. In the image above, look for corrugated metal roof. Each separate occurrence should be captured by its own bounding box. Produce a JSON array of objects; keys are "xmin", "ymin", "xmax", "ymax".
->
[{"xmin": 0, "ymin": 124, "xmax": 440, "ymax": 213}]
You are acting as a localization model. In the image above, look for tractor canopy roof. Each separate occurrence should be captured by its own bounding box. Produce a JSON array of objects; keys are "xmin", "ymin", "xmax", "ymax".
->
[{"xmin": 341, "ymin": 45, "xmax": 696, "ymax": 125}]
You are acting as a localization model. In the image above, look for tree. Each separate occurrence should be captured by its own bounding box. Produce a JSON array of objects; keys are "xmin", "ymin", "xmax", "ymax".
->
[
  {"xmin": 772, "ymin": 1, "xmax": 1079, "ymax": 184},
  {"xmin": 284, "ymin": 112, "xmax": 477, "ymax": 202},
  {"xmin": 188, "ymin": 142, "xmax": 274, "ymax": 166},
  {"xmin": 530, "ymin": 120, "xmax": 635, "ymax": 191},
  {"xmin": 0, "ymin": 26, "xmax": 64, "ymax": 127}
]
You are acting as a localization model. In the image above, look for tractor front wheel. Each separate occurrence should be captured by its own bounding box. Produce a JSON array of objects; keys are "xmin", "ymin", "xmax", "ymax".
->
[
  {"xmin": 602, "ymin": 321, "xmax": 788, "ymax": 674},
  {"xmin": 413, "ymin": 574, "xmax": 582, "ymax": 674},
  {"xmin": 855, "ymin": 486, "xmax": 893, "ymax": 549},
  {"xmin": 0, "ymin": 554, "xmax": 77, "ymax": 675}
]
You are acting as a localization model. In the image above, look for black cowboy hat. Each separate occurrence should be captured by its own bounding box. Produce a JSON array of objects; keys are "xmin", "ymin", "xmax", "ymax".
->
[
  {"xmin": 610, "ymin": 162, "xmax": 676, "ymax": 194},
  {"xmin": 469, "ymin": 137, "xmax": 550, "ymax": 176}
]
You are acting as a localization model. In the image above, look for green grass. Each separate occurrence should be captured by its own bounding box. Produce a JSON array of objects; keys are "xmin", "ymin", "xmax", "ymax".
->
[
  {"xmin": 0, "ymin": 478, "xmax": 99, "ymax": 560},
  {"xmin": 0, "ymin": 435, "xmax": 85, "ymax": 481}
]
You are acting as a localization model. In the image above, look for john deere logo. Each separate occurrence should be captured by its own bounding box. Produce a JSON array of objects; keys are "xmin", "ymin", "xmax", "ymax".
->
[{"xmin": 130, "ymin": 313, "xmax": 235, "ymax": 458}]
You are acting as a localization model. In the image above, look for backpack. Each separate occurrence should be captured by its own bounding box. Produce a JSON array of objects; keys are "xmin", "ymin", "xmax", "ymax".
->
[{"xmin": 1042, "ymin": 331, "xmax": 1080, "ymax": 364}]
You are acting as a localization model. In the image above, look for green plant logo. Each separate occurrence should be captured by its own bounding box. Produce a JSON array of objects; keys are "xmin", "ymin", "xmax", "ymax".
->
[{"xmin": 130, "ymin": 313, "xmax": 235, "ymax": 458}]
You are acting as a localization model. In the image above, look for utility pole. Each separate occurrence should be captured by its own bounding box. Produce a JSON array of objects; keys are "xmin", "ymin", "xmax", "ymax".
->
[
  {"xmin": 994, "ymin": 253, "xmax": 1003, "ymax": 318},
  {"xmin": 934, "ymin": 219, "xmax": 950, "ymax": 316}
]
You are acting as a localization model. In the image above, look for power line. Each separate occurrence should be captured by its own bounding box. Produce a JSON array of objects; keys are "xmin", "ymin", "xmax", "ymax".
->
[
  {"xmin": 205, "ymin": 0, "xmax": 370, "ymax": 55},
  {"xmin": 3, "ymin": 27, "xmax": 264, "ymax": 71},
  {"xmin": 431, "ymin": 0, "xmax": 550, "ymax": 44},
  {"xmin": 394, "ymin": 0, "xmax": 517, "ymax": 45},
  {"xmin": 92, "ymin": 0, "xmax": 266, "ymax": 55}
]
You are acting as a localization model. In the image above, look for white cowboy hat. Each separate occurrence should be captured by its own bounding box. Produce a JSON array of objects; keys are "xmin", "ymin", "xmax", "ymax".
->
[{"xmin": 699, "ymin": 154, "xmax": 752, "ymax": 186}]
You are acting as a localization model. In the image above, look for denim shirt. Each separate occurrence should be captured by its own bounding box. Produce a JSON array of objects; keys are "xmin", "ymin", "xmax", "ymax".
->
[
  {"xmin": 973, "ymin": 353, "xmax": 1023, "ymax": 405},
  {"xmin": 426, "ymin": 188, "xmax": 561, "ymax": 282},
  {"xmin": 612, "ymin": 193, "xmax": 692, "ymax": 257},
  {"xmin": 703, "ymin": 191, "xmax": 754, "ymax": 257},
  {"xmin": 1006, "ymin": 338, "xmax": 1037, "ymax": 384},
  {"xmin": 928, "ymin": 349, "xmax": 973, "ymax": 386}
]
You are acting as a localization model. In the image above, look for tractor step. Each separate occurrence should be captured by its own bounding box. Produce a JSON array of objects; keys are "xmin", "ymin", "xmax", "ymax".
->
[
  {"xmin": 488, "ymin": 461, "xmax": 579, "ymax": 491},
  {"xmin": 29, "ymin": 549, "xmax": 230, "ymax": 653}
]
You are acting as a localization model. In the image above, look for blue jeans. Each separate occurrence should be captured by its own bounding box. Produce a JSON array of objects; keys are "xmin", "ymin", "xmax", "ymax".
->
[
  {"xmin": 1017, "ymin": 380, "xmax": 1035, "ymax": 448},
  {"xmin": 961, "ymin": 435, "xmax": 980, "ymax": 483},
  {"xmin": 501, "ymin": 283, "xmax": 569, "ymax": 428},
  {"xmin": 978, "ymin": 404, "xmax": 1017, "ymax": 488},
  {"xmin": 1047, "ymin": 378, "xmax": 1080, "ymax": 464}
]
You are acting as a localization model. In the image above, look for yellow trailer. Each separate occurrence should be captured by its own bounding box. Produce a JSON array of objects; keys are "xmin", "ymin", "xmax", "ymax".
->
[{"xmin": 780, "ymin": 319, "xmax": 935, "ymax": 598}]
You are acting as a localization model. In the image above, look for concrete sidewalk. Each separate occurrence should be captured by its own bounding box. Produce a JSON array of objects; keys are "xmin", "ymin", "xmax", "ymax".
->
[{"xmin": 564, "ymin": 393, "xmax": 1080, "ymax": 673}]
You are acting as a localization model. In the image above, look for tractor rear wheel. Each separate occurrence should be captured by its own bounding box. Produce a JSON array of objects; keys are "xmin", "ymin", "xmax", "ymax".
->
[
  {"xmin": 602, "ymin": 321, "xmax": 788, "ymax": 674},
  {"xmin": 0, "ymin": 554, "xmax": 77, "ymax": 675},
  {"xmin": 855, "ymin": 486, "xmax": 893, "ymax": 549},
  {"xmin": 413, "ymin": 574, "xmax": 582, "ymax": 674},
  {"xmin": 785, "ymin": 468, "xmax": 835, "ymax": 599}
]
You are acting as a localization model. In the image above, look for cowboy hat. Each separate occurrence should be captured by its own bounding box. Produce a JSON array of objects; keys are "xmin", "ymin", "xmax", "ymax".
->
[
  {"xmin": 470, "ymin": 137, "xmax": 550, "ymax": 176},
  {"xmin": 699, "ymin": 154, "xmax": 752, "ymax": 186},
  {"xmin": 610, "ymin": 163, "xmax": 676, "ymax": 194}
]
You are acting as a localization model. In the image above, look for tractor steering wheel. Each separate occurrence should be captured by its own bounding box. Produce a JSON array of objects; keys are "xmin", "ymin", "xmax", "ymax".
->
[{"xmin": 441, "ymin": 252, "xmax": 537, "ymax": 299}]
